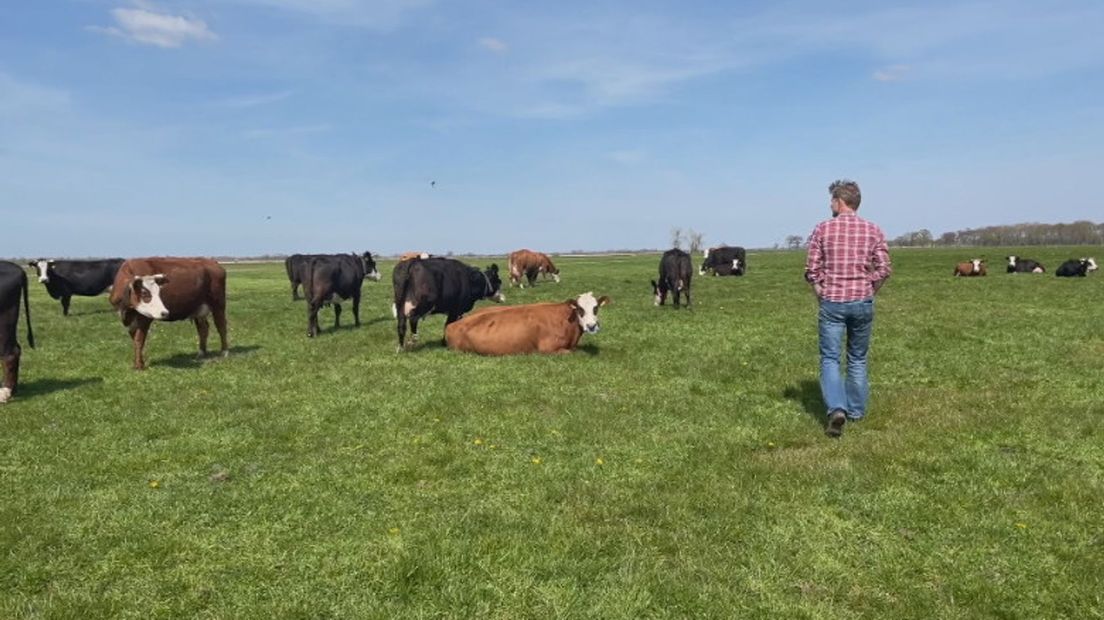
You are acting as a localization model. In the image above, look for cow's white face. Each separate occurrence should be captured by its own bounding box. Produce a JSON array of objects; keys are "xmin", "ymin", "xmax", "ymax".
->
[
  {"xmin": 1085, "ymin": 257, "xmax": 1098, "ymax": 272},
  {"xmin": 703, "ymin": 248, "xmax": 710, "ymax": 259},
  {"xmin": 971, "ymin": 259, "xmax": 982, "ymax": 273},
  {"xmin": 1007, "ymin": 256, "xmax": 1017, "ymax": 268},
  {"xmin": 36, "ymin": 260, "xmax": 51, "ymax": 283},
  {"xmin": 573, "ymin": 292, "xmax": 610, "ymax": 334},
  {"xmin": 552, "ymin": 273, "xmax": 561, "ymax": 283},
  {"xmin": 367, "ymin": 269, "xmax": 382, "ymax": 282},
  {"xmin": 732, "ymin": 258, "xmax": 741, "ymax": 272},
  {"xmin": 132, "ymin": 274, "xmax": 170, "ymax": 320}
]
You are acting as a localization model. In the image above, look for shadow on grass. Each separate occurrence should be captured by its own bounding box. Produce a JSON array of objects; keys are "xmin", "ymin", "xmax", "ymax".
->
[
  {"xmin": 577, "ymin": 343, "xmax": 601, "ymax": 356},
  {"xmin": 782, "ymin": 379, "xmax": 826, "ymax": 429},
  {"xmin": 65, "ymin": 307, "xmax": 116, "ymax": 317},
  {"xmin": 17, "ymin": 377, "xmax": 104, "ymax": 397},
  {"xmin": 152, "ymin": 345, "xmax": 263, "ymax": 369}
]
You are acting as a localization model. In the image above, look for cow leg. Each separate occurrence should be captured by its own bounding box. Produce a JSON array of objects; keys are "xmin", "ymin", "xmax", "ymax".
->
[
  {"xmin": 684, "ymin": 286, "xmax": 691, "ymax": 308},
  {"xmin": 396, "ymin": 312, "xmax": 407, "ymax": 350},
  {"xmin": 61, "ymin": 295, "xmax": 71, "ymax": 316},
  {"xmin": 194, "ymin": 316, "xmax": 210, "ymax": 358},
  {"xmin": 129, "ymin": 317, "xmax": 152, "ymax": 370},
  {"xmin": 352, "ymin": 292, "xmax": 361, "ymax": 327},
  {"xmin": 1, "ymin": 344, "xmax": 21, "ymax": 403},
  {"xmin": 410, "ymin": 314, "xmax": 422, "ymax": 343},
  {"xmin": 291, "ymin": 282, "xmax": 300, "ymax": 301},
  {"xmin": 333, "ymin": 303, "xmax": 342, "ymax": 330},
  {"xmin": 442, "ymin": 312, "xmax": 462, "ymax": 346},
  {"xmin": 308, "ymin": 301, "xmax": 320, "ymax": 338},
  {"xmin": 212, "ymin": 307, "xmax": 230, "ymax": 356},
  {"xmin": 673, "ymin": 286, "xmax": 681, "ymax": 308}
]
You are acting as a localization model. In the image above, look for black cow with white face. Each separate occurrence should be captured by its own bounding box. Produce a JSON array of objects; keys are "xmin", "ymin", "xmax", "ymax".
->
[
  {"xmin": 652, "ymin": 248, "xmax": 692, "ymax": 308},
  {"xmin": 1056, "ymin": 257, "xmax": 1098, "ymax": 277},
  {"xmin": 1006, "ymin": 256, "xmax": 1045, "ymax": 274},
  {"xmin": 27, "ymin": 258, "xmax": 123, "ymax": 316},
  {"xmin": 699, "ymin": 246, "xmax": 746, "ymax": 276},
  {"xmin": 394, "ymin": 258, "xmax": 504, "ymax": 350},
  {"xmin": 303, "ymin": 252, "xmax": 381, "ymax": 337},
  {"xmin": 1, "ymin": 261, "xmax": 35, "ymax": 404}
]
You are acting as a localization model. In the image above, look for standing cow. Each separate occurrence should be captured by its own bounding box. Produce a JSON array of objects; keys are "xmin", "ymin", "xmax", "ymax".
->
[
  {"xmin": 109, "ymin": 258, "xmax": 229, "ymax": 370},
  {"xmin": 394, "ymin": 258, "xmax": 504, "ymax": 350},
  {"xmin": 1056, "ymin": 258, "xmax": 1098, "ymax": 277},
  {"xmin": 286, "ymin": 252, "xmax": 377, "ymax": 301},
  {"xmin": 699, "ymin": 246, "xmax": 746, "ymax": 276},
  {"xmin": 27, "ymin": 258, "xmax": 123, "ymax": 315},
  {"xmin": 304, "ymin": 252, "xmax": 380, "ymax": 337},
  {"xmin": 1006, "ymin": 256, "xmax": 1045, "ymax": 273},
  {"xmin": 0, "ymin": 262, "xmax": 35, "ymax": 404},
  {"xmin": 953, "ymin": 259, "xmax": 987, "ymax": 277},
  {"xmin": 508, "ymin": 249, "xmax": 560, "ymax": 287},
  {"xmin": 652, "ymin": 249, "xmax": 692, "ymax": 308},
  {"xmin": 446, "ymin": 292, "xmax": 610, "ymax": 355}
]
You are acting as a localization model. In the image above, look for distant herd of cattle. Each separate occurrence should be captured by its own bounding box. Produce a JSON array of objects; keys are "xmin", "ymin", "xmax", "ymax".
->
[{"xmin": 0, "ymin": 247, "xmax": 1098, "ymax": 403}]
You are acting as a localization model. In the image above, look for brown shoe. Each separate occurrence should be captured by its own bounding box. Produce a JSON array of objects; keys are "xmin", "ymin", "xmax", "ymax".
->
[{"xmin": 826, "ymin": 410, "xmax": 846, "ymax": 438}]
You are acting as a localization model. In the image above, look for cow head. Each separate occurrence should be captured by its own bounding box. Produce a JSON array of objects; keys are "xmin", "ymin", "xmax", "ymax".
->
[
  {"xmin": 484, "ymin": 264, "xmax": 505, "ymax": 302},
  {"xmin": 971, "ymin": 259, "xmax": 984, "ymax": 274},
  {"xmin": 28, "ymin": 259, "xmax": 55, "ymax": 283},
  {"xmin": 128, "ymin": 274, "xmax": 170, "ymax": 319},
  {"xmin": 1006, "ymin": 255, "xmax": 1018, "ymax": 272},
  {"xmin": 732, "ymin": 258, "xmax": 742, "ymax": 273},
  {"xmin": 569, "ymin": 292, "xmax": 610, "ymax": 334},
  {"xmin": 361, "ymin": 251, "xmax": 381, "ymax": 281},
  {"xmin": 1083, "ymin": 257, "xmax": 1098, "ymax": 272},
  {"xmin": 651, "ymin": 280, "xmax": 663, "ymax": 306}
]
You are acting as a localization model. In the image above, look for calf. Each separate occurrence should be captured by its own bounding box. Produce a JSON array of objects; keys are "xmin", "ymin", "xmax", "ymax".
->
[
  {"xmin": 0, "ymin": 262, "xmax": 35, "ymax": 404},
  {"xmin": 446, "ymin": 292, "xmax": 610, "ymax": 355},
  {"xmin": 109, "ymin": 258, "xmax": 229, "ymax": 370},
  {"xmin": 394, "ymin": 258, "xmax": 504, "ymax": 350},
  {"xmin": 1056, "ymin": 258, "xmax": 1098, "ymax": 277},
  {"xmin": 953, "ymin": 259, "xmax": 987, "ymax": 277},
  {"xmin": 27, "ymin": 258, "xmax": 123, "ymax": 315},
  {"xmin": 304, "ymin": 252, "xmax": 380, "ymax": 337},
  {"xmin": 699, "ymin": 246, "xmax": 747, "ymax": 276},
  {"xmin": 508, "ymin": 249, "xmax": 560, "ymax": 287},
  {"xmin": 1006, "ymin": 256, "xmax": 1045, "ymax": 273},
  {"xmin": 652, "ymin": 249, "xmax": 692, "ymax": 308}
]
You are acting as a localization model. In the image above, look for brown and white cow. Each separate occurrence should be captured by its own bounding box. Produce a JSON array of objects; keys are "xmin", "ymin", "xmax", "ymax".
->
[
  {"xmin": 445, "ymin": 292, "xmax": 609, "ymax": 356},
  {"xmin": 507, "ymin": 249, "xmax": 560, "ymax": 288},
  {"xmin": 109, "ymin": 258, "xmax": 229, "ymax": 370},
  {"xmin": 953, "ymin": 259, "xmax": 987, "ymax": 277},
  {"xmin": 399, "ymin": 251, "xmax": 431, "ymax": 262}
]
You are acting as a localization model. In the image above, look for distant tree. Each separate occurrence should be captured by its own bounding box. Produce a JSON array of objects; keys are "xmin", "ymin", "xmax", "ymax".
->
[
  {"xmin": 688, "ymin": 229, "xmax": 705, "ymax": 254},
  {"xmin": 785, "ymin": 235, "xmax": 805, "ymax": 250},
  {"xmin": 670, "ymin": 227, "xmax": 684, "ymax": 250}
]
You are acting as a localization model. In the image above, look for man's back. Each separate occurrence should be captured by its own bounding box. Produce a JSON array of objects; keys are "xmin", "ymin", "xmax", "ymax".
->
[{"xmin": 805, "ymin": 213, "xmax": 891, "ymax": 302}]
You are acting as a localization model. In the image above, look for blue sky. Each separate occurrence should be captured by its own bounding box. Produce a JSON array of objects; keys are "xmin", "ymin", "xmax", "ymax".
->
[{"xmin": 2, "ymin": 1, "xmax": 1102, "ymax": 257}]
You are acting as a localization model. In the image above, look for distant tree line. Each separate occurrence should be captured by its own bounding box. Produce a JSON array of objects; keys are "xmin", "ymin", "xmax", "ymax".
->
[{"xmin": 890, "ymin": 221, "xmax": 1104, "ymax": 247}]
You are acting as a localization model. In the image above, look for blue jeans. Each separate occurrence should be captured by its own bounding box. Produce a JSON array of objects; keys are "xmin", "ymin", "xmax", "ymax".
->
[{"xmin": 818, "ymin": 298, "xmax": 874, "ymax": 420}]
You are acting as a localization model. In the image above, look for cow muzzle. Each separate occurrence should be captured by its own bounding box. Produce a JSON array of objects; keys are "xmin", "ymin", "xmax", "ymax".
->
[{"xmin": 493, "ymin": 292, "xmax": 506, "ymax": 303}]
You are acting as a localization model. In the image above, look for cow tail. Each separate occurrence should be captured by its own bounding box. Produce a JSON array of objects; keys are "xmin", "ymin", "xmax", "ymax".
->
[
  {"xmin": 284, "ymin": 256, "xmax": 294, "ymax": 282},
  {"xmin": 22, "ymin": 270, "xmax": 35, "ymax": 349},
  {"xmin": 304, "ymin": 257, "xmax": 317, "ymax": 305},
  {"xmin": 396, "ymin": 265, "xmax": 413, "ymax": 320}
]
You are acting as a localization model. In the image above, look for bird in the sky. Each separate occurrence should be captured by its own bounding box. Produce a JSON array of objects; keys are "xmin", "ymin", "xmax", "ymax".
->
[{"xmin": 430, "ymin": 180, "xmax": 436, "ymax": 188}]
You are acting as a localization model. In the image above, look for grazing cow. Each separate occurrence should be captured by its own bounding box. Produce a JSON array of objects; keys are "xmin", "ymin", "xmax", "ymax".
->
[
  {"xmin": 304, "ymin": 252, "xmax": 381, "ymax": 337},
  {"xmin": 394, "ymin": 258, "xmax": 504, "ymax": 350},
  {"xmin": 446, "ymin": 292, "xmax": 610, "ymax": 355},
  {"xmin": 285, "ymin": 252, "xmax": 378, "ymax": 300},
  {"xmin": 399, "ymin": 251, "xmax": 431, "ymax": 262},
  {"xmin": 507, "ymin": 249, "xmax": 560, "ymax": 288},
  {"xmin": 0, "ymin": 262, "xmax": 35, "ymax": 404},
  {"xmin": 27, "ymin": 258, "xmax": 123, "ymax": 316},
  {"xmin": 109, "ymin": 258, "xmax": 229, "ymax": 370},
  {"xmin": 1006, "ymin": 256, "xmax": 1045, "ymax": 274},
  {"xmin": 699, "ymin": 246, "xmax": 747, "ymax": 276},
  {"xmin": 1056, "ymin": 258, "xmax": 1098, "ymax": 277},
  {"xmin": 652, "ymin": 249, "xmax": 692, "ymax": 308},
  {"xmin": 953, "ymin": 259, "xmax": 987, "ymax": 277}
]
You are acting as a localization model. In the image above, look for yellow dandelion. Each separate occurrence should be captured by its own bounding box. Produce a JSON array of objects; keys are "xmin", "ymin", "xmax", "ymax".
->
[
  {"xmin": 1016, "ymin": 523, "xmax": 1027, "ymax": 529},
  {"xmin": 389, "ymin": 527, "xmax": 401, "ymax": 535},
  {"xmin": 148, "ymin": 480, "xmax": 160, "ymax": 489},
  {"xmin": 596, "ymin": 457, "xmax": 605, "ymax": 465},
  {"xmin": 531, "ymin": 456, "xmax": 542, "ymax": 464},
  {"xmin": 489, "ymin": 444, "xmax": 497, "ymax": 449},
  {"xmin": 767, "ymin": 441, "xmax": 776, "ymax": 448},
  {"xmin": 473, "ymin": 438, "xmax": 484, "ymax": 445}
]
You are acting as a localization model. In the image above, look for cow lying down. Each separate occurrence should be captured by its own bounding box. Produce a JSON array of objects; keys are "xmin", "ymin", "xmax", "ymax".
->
[{"xmin": 446, "ymin": 292, "xmax": 610, "ymax": 356}]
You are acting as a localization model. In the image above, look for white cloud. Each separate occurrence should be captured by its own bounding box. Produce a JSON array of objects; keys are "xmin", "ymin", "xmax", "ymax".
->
[
  {"xmin": 92, "ymin": 7, "xmax": 216, "ymax": 48},
  {"xmin": 514, "ymin": 102, "xmax": 586, "ymax": 120},
  {"xmin": 213, "ymin": 91, "xmax": 294, "ymax": 108},
  {"xmin": 228, "ymin": 0, "xmax": 430, "ymax": 29},
  {"xmin": 478, "ymin": 37, "xmax": 509, "ymax": 53},
  {"xmin": 243, "ymin": 124, "xmax": 332, "ymax": 139},
  {"xmin": 873, "ymin": 64, "xmax": 910, "ymax": 82}
]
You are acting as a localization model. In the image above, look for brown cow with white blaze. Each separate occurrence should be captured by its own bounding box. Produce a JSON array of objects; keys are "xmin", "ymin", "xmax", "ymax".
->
[
  {"xmin": 953, "ymin": 259, "xmax": 987, "ymax": 277},
  {"xmin": 110, "ymin": 258, "xmax": 229, "ymax": 370},
  {"xmin": 445, "ymin": 292, "xmax": 610, "ymax": 355},
  {"xmin": 399, "ymin": 251, "xmax": 430, "ymax": 262},
  {"xmin": 508, "ymin": 249, "xmax": 560, "ymax": 288}
]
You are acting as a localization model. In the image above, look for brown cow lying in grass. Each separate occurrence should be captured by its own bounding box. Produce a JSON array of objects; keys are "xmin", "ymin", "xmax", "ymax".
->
[
  {"xmin": 953, "ymin": 259, "xmax": 987, "ymax": 277},
  {"xmin": 446, "ymin": 292, "xmax": 609, "ymax": 355}
]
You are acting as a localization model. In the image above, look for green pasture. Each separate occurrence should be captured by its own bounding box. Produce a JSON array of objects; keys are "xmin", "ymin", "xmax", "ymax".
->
[{"xmin": 2, "ymin": 248, "xmax": 1102, "ymax": 618}]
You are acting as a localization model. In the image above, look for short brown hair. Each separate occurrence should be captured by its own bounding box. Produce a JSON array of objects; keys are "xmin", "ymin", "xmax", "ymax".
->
[{"xmin": 829, "ymin": 179, "xmax": 861, "ymax": 209}]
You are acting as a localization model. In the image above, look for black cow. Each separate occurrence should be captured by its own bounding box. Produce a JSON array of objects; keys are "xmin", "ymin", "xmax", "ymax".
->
[
  {"xmin": 1006, "ymin": 256, "xmax": 1045, "ymax": 273},
  {"xmin": 27, "ymin": 258, "xmax": 123, "ymax": 316},
  {"xmin": 1, "ymin": 261, "xmax": 35, "ymax": 404},
  {"xmin": 699, "ymin": 246, "xmax": 746, "ymax": 276},
  {"xmin": 1056, "ymin": 258, "xmax": 1098, "ymax": 277},
  {"xmin": 652, "ymin": 249, "xmax": 692, "ymax": 308},
  {"xmin": 394, "ymin": 258, "xmax": 504, "ymax": 350},
  {"xmin": 286, "ymin": 252, "xmax": 379, "ymax": 301},
  {"xmin": 304, "ymin": 253, "xmax": 381, "ymax": 337}
]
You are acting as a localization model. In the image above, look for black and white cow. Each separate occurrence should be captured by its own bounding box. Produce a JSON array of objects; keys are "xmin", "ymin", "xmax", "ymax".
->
[
  {"xmin": 286, "ymin": 252, "xmax": 378, "ymax": 301},
  {"xmin": 303, "ymin": 253, "xmax": 381, "ymax": 337},
  {"xmin": 652, "ymin": 248, "xmax": 692, "ymax": 308},
  {"xmin": 1, "ymin": 261, "xmax": 35, "ymax": 404},
  {"xmin": 394, "ymin": 258, "xmax": 504, "ymax": 350},
  {"xmin": 1006, "ymin": 256, "xmax": 1045, "ymax": 274},
  {"xmin": 1056, "ymin": 258, "xmax": 1098, "ymax": 277},
  {"xmin": 699, "ymin": 246, "xmax": 746, "ymax": 276},
  {"xmin": 27, "ymin": 258, "xmax": 123, "ymax": 316}
]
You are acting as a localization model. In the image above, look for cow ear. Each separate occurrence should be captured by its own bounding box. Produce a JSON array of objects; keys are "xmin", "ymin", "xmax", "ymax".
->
[
  {"xmin": 153, "ymin": 274, "xmax": 168, "ymax": 285},
  {"xmin": 598, "ymin": 296, "xmax": 611, "ymax": 307},
  {"xmin": 27, "ymin": 261, "xmax": 35, "ymax": 268},
  {"xmin": 488, "ymin": 264, "xmax": 499, "ymax": 273},
  {"xmin": 48, "ymin": 260, "xmax": 56, "ymax": 265}
]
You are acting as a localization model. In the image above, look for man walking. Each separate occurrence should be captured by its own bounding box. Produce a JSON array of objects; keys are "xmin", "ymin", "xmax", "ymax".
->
[{"xmin": 804, "ymin": 180, "xmax": 891, "ymax": 437}]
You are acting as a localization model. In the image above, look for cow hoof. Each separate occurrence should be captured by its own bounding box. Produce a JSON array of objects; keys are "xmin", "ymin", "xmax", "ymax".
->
[
  {"xmin": 0, "ymin": 387, "xmax": 12, "ymax": 404},
  {"xmin": 221, "ymin": 350, "xmax": 229, "ymax": 358}
]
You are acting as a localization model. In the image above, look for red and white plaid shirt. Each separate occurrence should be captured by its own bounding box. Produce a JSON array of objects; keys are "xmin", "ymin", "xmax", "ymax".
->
[{"xmin": 805, "ymin": 213, "xmax": 892, "ymax": 302}]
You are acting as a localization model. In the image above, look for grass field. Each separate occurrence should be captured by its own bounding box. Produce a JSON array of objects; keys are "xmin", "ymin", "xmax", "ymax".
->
[{"xmin": 2, "ymin": 247, "xmax": 1103, "ymax": 618}]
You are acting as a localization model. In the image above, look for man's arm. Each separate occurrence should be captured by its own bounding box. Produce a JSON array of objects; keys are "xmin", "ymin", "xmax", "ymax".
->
[
  {"xmin": 804, "ymin": 225, "xmax": 824, "ymax": 294},
  {"xmin": 869, "ymin": 230, "xmax": 891, "ymax": 292}
]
